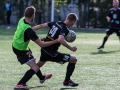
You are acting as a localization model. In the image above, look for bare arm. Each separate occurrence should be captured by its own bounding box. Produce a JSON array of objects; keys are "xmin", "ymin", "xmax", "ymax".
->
[
  {"xmin": 32, "ymin": 23, "xmax": 49, "ymax": 30},
  {"xmin": 32, "ymin": 23, "xmax": 59, "ymax": 47},
  {"xmin": 106, "ymin": 16, "xmax": 111, "ymax": 22},
  {"xmin": 58, "ymin": 35, "xmax": 77, "ymax": 52},
  {"xmin": 34, "ymin": 38, "xmax": 58, "ymax": 47}
]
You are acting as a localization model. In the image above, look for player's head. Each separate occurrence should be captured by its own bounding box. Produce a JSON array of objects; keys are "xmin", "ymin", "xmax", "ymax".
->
[
  {"xmin": 65, "ymin": 13, "xmax": 78, "ymax": 28},
  {"xmin": 113, "ymin": 0, "xmax": 119, "ymax": 8},
  {"xmin": 24, "ymin": 6, "xmax": 36, "ymax": 21}
]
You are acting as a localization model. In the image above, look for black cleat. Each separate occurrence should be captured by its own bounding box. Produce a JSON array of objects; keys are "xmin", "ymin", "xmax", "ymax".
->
[
  {"xmin": 63, "ymin": 80, "xmax": 79, "ymax": 87},
  {"xmin": 97, "ymin": 45, "xmax": 104, "ymax": 49}
]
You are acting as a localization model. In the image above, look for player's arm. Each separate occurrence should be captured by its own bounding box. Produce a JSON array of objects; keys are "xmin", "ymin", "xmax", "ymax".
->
[
  {"xmin": 26, "ymin": 28, "xmax": 58, "ymax": 47},
  {"xmin": 32, "ymin": 23, "xmax": 49, "ymax": 30},
  {"xmin": 58, "ymin": 35, "xmax": 77, "ymax": 52},
  {"xmin": 106, "ymin": 16, "xmax": 111, "ymax": 22},
  {"xmin": 34, "ymin": 38, "xmax": 58, "ymax": 47},
  {"xmin": 106, "ymin": 9, "xmax": 111, "ymax": 22}
]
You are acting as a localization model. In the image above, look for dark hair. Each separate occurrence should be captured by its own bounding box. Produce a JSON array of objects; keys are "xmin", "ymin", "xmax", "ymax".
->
[
  {"xmin": 24, "ymin": 6, "xmax": 36, "ymax": 18},
  {"xmin": 67, "ymin": 13, "xmax": 78, "ymax": 21}
]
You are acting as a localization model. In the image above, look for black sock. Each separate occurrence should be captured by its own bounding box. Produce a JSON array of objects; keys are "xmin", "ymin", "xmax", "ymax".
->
[
  {"xmin": 64, "ymin": 63, "xmax": 76, "ymax": 82},
  {"xmin": 36, "ymin": 69, "xmax": 45, "ymax": 80},
  {"xmin": 102, "ymin": 36, "xmax": 108, "ymax": 46},
  {"xmin": 18, "ymin": 69, "xmax": 35, "ymax": 85}
]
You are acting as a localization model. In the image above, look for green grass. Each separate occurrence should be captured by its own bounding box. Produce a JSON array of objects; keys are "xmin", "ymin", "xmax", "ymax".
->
[{"xmin": 0, "ymin": 27, "xmax": 120, "ymax": 90}]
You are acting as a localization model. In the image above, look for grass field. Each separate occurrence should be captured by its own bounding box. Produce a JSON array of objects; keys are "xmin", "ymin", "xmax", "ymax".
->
[{"xmin": 0, "ymin": 27, "xmax": 120, "ymax": 90}]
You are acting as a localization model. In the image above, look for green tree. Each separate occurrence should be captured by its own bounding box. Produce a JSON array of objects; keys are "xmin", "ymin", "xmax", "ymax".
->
[{"xmin": 89, "ymin": 0, "xmax": 113, "ymax": 28}]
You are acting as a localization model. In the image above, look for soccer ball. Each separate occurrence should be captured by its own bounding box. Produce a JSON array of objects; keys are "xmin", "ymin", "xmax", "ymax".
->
[{"xmin": 65, "ymin": 30, "xmax": 76, "ymax": 42}]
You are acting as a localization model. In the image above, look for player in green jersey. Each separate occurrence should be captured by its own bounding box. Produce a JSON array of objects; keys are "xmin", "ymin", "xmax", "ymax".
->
[{"xmin": 12, "ymin": 6, "xmax": 58, "ymax": 89}]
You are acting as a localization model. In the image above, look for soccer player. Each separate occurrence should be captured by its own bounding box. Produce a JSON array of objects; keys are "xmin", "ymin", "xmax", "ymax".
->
[
  {"xmin": 12, "ymin": 6, "xmax": 58, "ymax": 89},
  {"xmin": 98, "ymin": 0, "xmax": 120, "ymax": 49},
  {"xmin": 33, "ymin": 13, "xmax": 79, "ymax": 87}
]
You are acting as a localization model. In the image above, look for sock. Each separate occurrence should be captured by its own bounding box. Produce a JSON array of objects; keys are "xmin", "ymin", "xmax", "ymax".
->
[
  {"xmin": 18, "ymin": 69, "xmax": 35, "ymax": 85},
  {"xmin": 101, "ymin": 36, "xmax": 108, "ymax": 46},
  {"xmin": 64, "ymin": 63, "xmax": 76, "ymax": 82},
  {"xmin": 36, "ymin": 69, "xmax": 45, "ymax": 80}
]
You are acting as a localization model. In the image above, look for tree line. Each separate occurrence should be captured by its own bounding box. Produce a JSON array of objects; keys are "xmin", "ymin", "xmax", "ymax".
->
[{"xmin": 0, "ymin": 0, "xmax": 114, "ymax": 28}]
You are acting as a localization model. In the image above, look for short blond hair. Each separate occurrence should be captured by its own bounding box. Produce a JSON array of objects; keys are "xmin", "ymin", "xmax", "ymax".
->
[
  {"xmin": 24, "ymin": 6, "xmax": 36, "ymax": 18},
  {"xmin": 66, "ymin": 13, "xmax": 78, "ymax": 22}
]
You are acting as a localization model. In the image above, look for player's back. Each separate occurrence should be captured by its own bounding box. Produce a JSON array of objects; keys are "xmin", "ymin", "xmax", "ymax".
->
[{"xmin": 43, "ymin": 21, "xmax": 69, "ymax": 52}]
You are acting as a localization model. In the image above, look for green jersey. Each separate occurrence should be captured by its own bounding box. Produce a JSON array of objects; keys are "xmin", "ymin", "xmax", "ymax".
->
[{"xmin": 12, "ymin": 17, "xmax": 31, "ymax": 50}]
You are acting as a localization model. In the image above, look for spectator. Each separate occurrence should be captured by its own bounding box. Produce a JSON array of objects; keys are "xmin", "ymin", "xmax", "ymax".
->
[{"xmin": 4, "ymin": 0, "xmax": 12, "ymax": 29}]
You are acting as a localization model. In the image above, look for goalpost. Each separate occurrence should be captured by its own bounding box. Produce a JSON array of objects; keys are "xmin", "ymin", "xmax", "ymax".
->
[
  {"xmin": 51, "ymin": 0, "xmax": 54, "ymax": 22},
  {"xmin": 51, "ymin": 0, "xmax": 67, "ymax": 22}
]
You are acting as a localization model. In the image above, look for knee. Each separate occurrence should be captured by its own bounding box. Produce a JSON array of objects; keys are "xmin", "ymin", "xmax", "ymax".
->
[
  {"xmin": 31, "ymin": 65, "xmax": 39, "ymax": 73},
  {"xmin": 105, "ymin": 35, "xmax": 109, "ymax": 38},
  {"xmin": 69, "ymin": 56, "xmax": 77, "ymax": 63},
  {"xmin": 73, "ymin": 58, "xmax": 77, "ymax": 63}
]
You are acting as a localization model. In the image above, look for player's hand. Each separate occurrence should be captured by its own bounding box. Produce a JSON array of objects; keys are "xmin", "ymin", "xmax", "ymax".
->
[
  {"xmin": 106, "ymin": 16, "xmax": 111, "ymax": 22},
  {"xmin": 70, "ymin": 46, "xmax": 77, "ymax": 52},
  {"xmin": 41, "ymin": 38, "xmax": 45, "ymax": 41}
]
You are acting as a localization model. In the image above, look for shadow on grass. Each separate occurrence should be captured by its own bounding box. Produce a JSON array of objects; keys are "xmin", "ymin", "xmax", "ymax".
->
[
  {"xmin": 29, "ymin": 85, "xmax": 46, "ymax": 89},
  {"xmin": 14, "ymin": 89, "xmax": 29, "ymax": 90},
  {"xmin": 91, "ymin": 50, "xmax": 120, "ymax": 55},
  {"xmin": 60, "ymin": 87, "xmax": 77, "ymax": 90},
  {"xmin": 117, "ymin": 63, "xmax": 120, "ymax": 65},
  {"xmin": 14, "ymin": 86, "xmax": 46, "ymax": 90}
]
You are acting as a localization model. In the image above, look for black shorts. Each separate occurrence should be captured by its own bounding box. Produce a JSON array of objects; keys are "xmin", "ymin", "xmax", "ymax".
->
[
  {"xmin": 40, "ymin": 49, "xmax": 71, "ymax": 64},
  {"xmin": 12, "ymin": 46, "xmax": 34, "ymax": 64},
  {"xmin": 106, "ymin": 28, "xmax": 120, "ymax": 36}
]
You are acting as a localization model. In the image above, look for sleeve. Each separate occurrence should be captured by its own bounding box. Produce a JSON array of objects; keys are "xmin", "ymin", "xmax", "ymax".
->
[
  {"xmin": 107, "ymin": 9, "xmax": 112, "ymax": 18},
  {"xmin": 25, "ymin": 28, "xmax": 39, "ymax": 41},
  {"xmin": 47, "ymin": 22, "xmax": 55, "ymax": 27}
]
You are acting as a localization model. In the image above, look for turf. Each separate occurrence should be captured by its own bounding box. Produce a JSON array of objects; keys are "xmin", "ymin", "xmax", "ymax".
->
[{"xmin": 0, "ymin": 27, "xmax": 120, "ymax": 90}]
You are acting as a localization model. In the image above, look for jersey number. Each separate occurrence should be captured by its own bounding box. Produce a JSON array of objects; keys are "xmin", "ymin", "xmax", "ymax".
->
[
  {"xmin": 63, "ymin": 55, "xmax": 70, "ymax": 61},
  {"xmin": 49, "ymin": 25, "xmax": 58, "ymax": 37}
]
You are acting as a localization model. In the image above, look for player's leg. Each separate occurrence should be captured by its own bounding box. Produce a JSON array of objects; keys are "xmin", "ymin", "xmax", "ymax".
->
[
  {"xmin": 54, "ymin": 52, "xmax": 78, "ymax": 87},
  {"xmin": 37, "ymin": 49, "xmax": 47, "ymax": 68},
  {"xmin": 97, "ymin": 28, "xmax": 112, "ymax": 49},
  {"xmin": 63, "ymin": 55, "xmax": 79, "ymax": 87},
  {"xmin": 37, "ymin": 61, "xmax": 52, "ymax": 84},
  {"xmin": 18, "ymin": 58, "xmax": 40, "ymax": 82},
  {"xmin": 37, "ymin": 60, "xmax": 46, "ymax": 68},
  {"xmin": 6, "ymin": 11, "xmax": 11, "ymax": 29},
  {"xmin": 14, "ymin": 58, "xmax": 41, "ymax": 89},
  {"xmin": 97, "ymin": 35, "xmax": 109, "ymax": 49},
  {"xmin": 65, "ymin": 55, "xmax": 77, "ymax": 82},
  {"xmin": 35, "ymin": 49, "xmax": 52, "ymax": 84},
  {"xmin": 13, "ymin": 49, "xmax": 44, "ymax": 89}
]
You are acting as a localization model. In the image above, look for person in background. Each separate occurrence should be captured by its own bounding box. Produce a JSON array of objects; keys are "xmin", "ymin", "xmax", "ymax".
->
[
  {"xmin": 4, "ymin": 0, "xmax": 12, "ymax": 29},
  {"xmin": 98, "ymin": 0, "xmax": 120, "ymax": 49}
]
